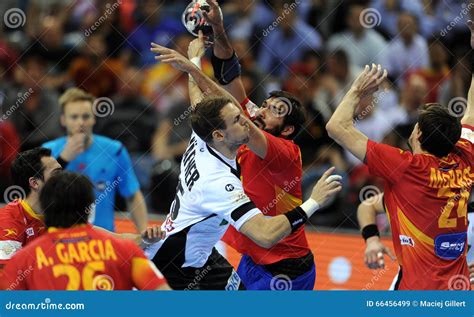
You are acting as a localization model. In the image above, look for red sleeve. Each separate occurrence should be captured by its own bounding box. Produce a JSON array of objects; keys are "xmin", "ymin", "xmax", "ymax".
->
[
  {"xmin": 240, "ymin": 98, "xmax": 258, "ymax": 119},
  {"xmin": 0, "ymin": 255, "xmax": 27, "ymax": 290},
  {"xmin": 129, "ymin": 243, "xmax": 167, "ymax": 290},
  {"xmin": 0, "ymin": 122, "xmax": 20, "ymax": 176},
  {"xmin": 262, "ymin": 131, "xmax": 301, "ymax": 172},
  {"xmin": 0, "ymin": 207, "xmax": 25, "ymax": 264},
  {"xmin": 365, "ymin": 140, "xmax": 413, "ymax": 184}
]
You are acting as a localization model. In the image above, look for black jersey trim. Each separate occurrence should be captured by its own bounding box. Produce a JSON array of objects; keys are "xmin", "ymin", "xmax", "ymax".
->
[
  {"xmin": 230, "ymin": 201, "xmax": 257, "ymax": 222},
  {"xmin": 206, "ymin": 145, "xmax": 241, "ymax": 178}
]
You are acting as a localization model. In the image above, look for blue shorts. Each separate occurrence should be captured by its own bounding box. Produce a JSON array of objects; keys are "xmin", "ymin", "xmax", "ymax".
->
[{"xmin": 237, "ymin": 254, "xmax": 316, "ymax": 290}]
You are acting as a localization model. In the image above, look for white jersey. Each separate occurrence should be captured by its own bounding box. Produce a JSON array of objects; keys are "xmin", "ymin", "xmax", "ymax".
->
[{"xmin": 146, "ymin": 132, "xmax": 261, "ymax": 268}]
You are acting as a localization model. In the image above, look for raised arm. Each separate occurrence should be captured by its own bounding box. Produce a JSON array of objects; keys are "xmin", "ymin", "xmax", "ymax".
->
[
  {"xmin": 462, "ymin": 21, "xmax": 474, "ymax": 126},
  {"xmin": 152, "ymin": 41, "xmax": 269, "ymax": 158},
  {"xmin": 203, "ymin": 0, "xmax": 247, "ymax": 103},
  {"xmin": 326, "ymin": 64, "xmax": 387, "ymax": 161}
]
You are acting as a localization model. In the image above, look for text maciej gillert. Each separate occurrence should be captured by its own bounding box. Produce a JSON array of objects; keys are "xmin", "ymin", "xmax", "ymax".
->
[{"xmin": 419, "ymin": 300, "xmax": 466, "ymax": 308}]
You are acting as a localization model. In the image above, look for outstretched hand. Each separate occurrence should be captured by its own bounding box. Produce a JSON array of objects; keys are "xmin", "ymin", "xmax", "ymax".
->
[
  {"xmin": 151, "ymin": 43, "xmax": 195, "ymax": 73},
  {"xmin": 310, "ymin": 166, "xmax": 343, "ymax": 208},
  {"xmin": 188, "ymin": 31, "xmax": 206, "ymax": 59},
  {"xmin": 351, "ymin": 64, "xmax": 387, "ymax": 99}
]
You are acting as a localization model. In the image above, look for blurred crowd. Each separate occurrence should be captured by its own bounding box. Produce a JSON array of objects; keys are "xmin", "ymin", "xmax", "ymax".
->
[{"xmin": 0, "ymin": 0, "xmax": 472, "ymax": 228}]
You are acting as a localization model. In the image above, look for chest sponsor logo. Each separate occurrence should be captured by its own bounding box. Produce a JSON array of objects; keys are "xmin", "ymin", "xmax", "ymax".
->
[
  {"xmin": 25, "ymin": 227, "xmax": 34, "ymax": 237},
  {"xmin": 399, "ymin": 235, "xmax": 415, "ymax": 247},
  {"xmin": 434, "ymin": 232, "xmax": 466, "ymax": 260},
  {"xmin": 225, "ymin": 184, "xmax": 234, "ymax": 192}
]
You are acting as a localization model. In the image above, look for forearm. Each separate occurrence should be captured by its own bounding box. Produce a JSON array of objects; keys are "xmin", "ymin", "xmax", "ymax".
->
[
  {"xmin": 93, "ymin": 225, "xmax": 141, "ymax": 245},
  {"xmin": 357, "ymin": 203, "xmax": 378, "ymax": 230},
  {"xmin": 188, "ymin": 66, "xmax": 240, "ymax": 106},
  {"xmin": 128, "ymin": 191, "xmax": 148, "ymax": 232},
  {"xmin": 212, "ymin": 24, "xmax": 233, "ymax": 59}
]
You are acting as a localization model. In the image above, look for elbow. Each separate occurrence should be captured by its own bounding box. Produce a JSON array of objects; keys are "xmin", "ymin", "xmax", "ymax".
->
[
  {"xmin": 325, "ymin": 121, "xmax": 339, "ymax": 140},
  {"xmin": 254, "ymin": 229, "xmax": 279, "ymax": 249}
]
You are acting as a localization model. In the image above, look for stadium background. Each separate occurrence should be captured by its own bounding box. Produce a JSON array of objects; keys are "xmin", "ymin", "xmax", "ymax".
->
[{"xmin": 0, "ymin": 0, "xmax": 472, "ymax": 290}]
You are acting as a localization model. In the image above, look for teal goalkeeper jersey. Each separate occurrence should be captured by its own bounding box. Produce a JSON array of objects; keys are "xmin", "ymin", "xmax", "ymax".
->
[{"xmin": 43, "ymin": 135, "xmax": 140, "ymax": 231}]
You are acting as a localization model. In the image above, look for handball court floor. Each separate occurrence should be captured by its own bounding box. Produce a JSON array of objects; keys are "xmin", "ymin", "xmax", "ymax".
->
[{"xmin": 116, "ymin": 218, "xmax": 398, "ymax": 290}]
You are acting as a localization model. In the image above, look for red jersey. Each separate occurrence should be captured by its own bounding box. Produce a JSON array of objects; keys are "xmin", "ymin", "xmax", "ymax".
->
[
  {"xmin": 0, "ymin": 200, "xmax": 45, "ymax": 264},
  {"xmin": 0, "ymin": 224, "xmax": 167, "ymax": 290},
  {"xmin": 222, "ymin": 99, "xmax": 310, "ymax": 264},
  {"xmin": 365, "ymin": 124, "xmax": 474, "ymax": 290}
]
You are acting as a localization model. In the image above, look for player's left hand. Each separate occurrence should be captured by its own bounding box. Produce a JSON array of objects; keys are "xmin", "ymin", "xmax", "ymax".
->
[
  {"xmin": 351, "ymin": 64, "xmax": 387, "ymax": 99},
  {"xmin": 151, "ymin": 43, "xmax": 195, "ymax": 73},
  {"xmin": 364, "ymin": 236, "xmax": 396, "ymax": 270},
  {"xmin": 188, "ymin": 31, "xmax": 206, "ymax": 59},
  {"xmin": 202, "ymin": 0, "xmax": 223, "ymax": 27},
  {"xmin": 141, "ymin": 225, "xmax": 166, "ymax": 246}
]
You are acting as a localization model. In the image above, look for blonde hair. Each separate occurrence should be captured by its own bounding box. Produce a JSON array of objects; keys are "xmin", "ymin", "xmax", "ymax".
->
[{"xmin": 59, "ymin": 88, "xmax": 95, "ymax": 113}]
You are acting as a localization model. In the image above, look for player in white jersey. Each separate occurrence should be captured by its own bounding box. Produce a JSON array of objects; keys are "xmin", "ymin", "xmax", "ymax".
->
[
  {"xmin": 468, "ymin": 208, "xmax": 473, "ymax": 284},
  {"xmin": 144, "ymin": 94, "xmax": 342, "ymax": 290}
]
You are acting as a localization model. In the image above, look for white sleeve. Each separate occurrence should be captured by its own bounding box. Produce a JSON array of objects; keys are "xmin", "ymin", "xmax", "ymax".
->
[
  {"xmin": 467, "ymin": 212, "xmax": 474, "ymax": 263},
  {"xmin": 201, "ymin": 175, "xmax": 261, "ymax": 231},
  {"xmin": 461, "ymin": 125, "xmax": 474, "ymax": 144}
]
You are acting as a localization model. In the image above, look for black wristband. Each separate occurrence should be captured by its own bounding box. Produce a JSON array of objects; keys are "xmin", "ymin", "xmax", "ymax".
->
[
  {"xmin": 57, "ymin": 156, "xmax": 69, "ymax": 168},
  {"xmin": 284, "ymin": 207, "xmax": 308, "ymax": 233},
  {"xmin": 211, "ymin": 51, "xmax": 241, "ymax": 85},
  {"xmin": 361, "ymin": 224, "xmax": 380, "ymax": 241}
]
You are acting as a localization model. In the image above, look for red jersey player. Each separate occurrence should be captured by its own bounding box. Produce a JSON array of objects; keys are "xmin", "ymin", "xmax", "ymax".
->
[
  {"xmin": 1, "ymin": 172, "xmax": 169, "ymax": 290},
  {"xmin": 0, "ymin": 148, "xmax": 62, "ymax": 268},
  {"xmin": 327, "ymin": 50, "xmax": 474, "ymax": 289}
]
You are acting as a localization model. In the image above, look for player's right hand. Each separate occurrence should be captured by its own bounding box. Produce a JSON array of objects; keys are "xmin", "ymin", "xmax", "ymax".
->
[
  {"xmin": 151, "ymin": 43, "xmax": 195, "ymax": 73},
  {"xmin": 202, "ymin": 0, "xmax": 223, "ymax": 27},
  {"xmin": 61, "ymin": 133, "xmax": 87, "ymax": 161},
  {"xmin": 351, "ymin": 64, "xmax": 387, "ymax": 100},
  {"xmin": 141, "ymin": 225, "xmax": 166, "ymax": 246},
  {"xmin": 310, "ymin": 166, "xmax": 342, "ymax": 208},
  {"xmin": 364, "ymin": 236, "xmax": 396, "ymax": 269}
]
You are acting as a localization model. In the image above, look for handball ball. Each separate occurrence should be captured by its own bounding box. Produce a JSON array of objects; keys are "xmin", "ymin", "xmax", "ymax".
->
[{"xmin": 181, "ymin": 0, "xmax": 222, "ymax": 37}]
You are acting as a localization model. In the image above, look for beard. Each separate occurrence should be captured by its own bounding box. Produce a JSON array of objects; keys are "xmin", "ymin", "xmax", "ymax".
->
[{"xmin": 253, "ymin": 117, "xmax": 285, "ymax": 136}]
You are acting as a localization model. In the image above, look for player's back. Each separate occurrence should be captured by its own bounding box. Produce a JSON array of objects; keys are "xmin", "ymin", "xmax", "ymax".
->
[
  {"xmin": 379, "ymin": 135, "xmax": 473, "ymax": 289},
  {"xmin": 2, "ymin": 224, "xmax": 165, "ymax": 290}
]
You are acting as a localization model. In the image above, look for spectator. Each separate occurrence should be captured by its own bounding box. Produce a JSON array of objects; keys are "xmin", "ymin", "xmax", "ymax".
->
[
  {"xmin": 382, "ymin": 12, "xmax": 429, "ymax": 81},
  {"xmin": 327, "ymin": 4, "xmax": 387, "ymax": 68},
  {"xmin": 406, "ymin": 39, "xmax": 450, "ymax": 103},
  {"xmin": 257, "ymin": 0, "xmax": 322, "ymax": 77}
]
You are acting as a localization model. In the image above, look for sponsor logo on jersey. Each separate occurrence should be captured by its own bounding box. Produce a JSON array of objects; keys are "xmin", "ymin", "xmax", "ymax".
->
[
  {"xmin": 435, "ymin": 232, "xmax": 467, "ymax": 260},
  {"xmin": 225, "ymin": 184, "xmax": 234, "ymax": 192},
  {"xmin": 399, "ymin": 235, "xmax": 415, "ymax": 247},
  {"xmin": 0, "ymin": 240, "xmax": 22, "ymax": 260},
  {"xmin": 26, "ymin": 227, "xmax": 34, "ymax": 237},
  {"xmin": 225, "ymin": 270, "xmax": 241, "ymax": 290},
  {"xmin": 3, "ymin": 228, "xmax": 17, "ymax": 238}
]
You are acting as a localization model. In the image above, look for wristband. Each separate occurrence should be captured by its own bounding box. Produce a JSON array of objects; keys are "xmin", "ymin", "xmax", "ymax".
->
[
  {"xmin": 57, "ymin": 156, "xmax": 70, "ymax": 168},
  {"xmin": 211, "ymin": 51, "xmax": 241, "ymax": 85},
  {"xmin": 300, "ymin": 198, "xmax": 320, "ymax": 218},
  {"xmin": 190, "ymin": 57, "xmax": 202, "ymax": 69},
  {"xmin": 284, "ymin": 207, "xmax": 308, "ymax": 233},
  {"xmin": 362, "ymin": 224, "xmax": 380, "ymax": 241}
]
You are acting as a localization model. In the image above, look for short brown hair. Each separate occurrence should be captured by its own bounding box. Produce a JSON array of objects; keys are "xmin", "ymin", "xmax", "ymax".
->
[
  {"xmin": 59, "ymin": 88, "xmax": 95, "ymax": 113},
  {"xmin": 418, "ymin": 103, "xmax": 462, "ymax": 157},
  {"xmin": 190, "ymin": 97, "xmax": 233, "ymax": 143}
]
